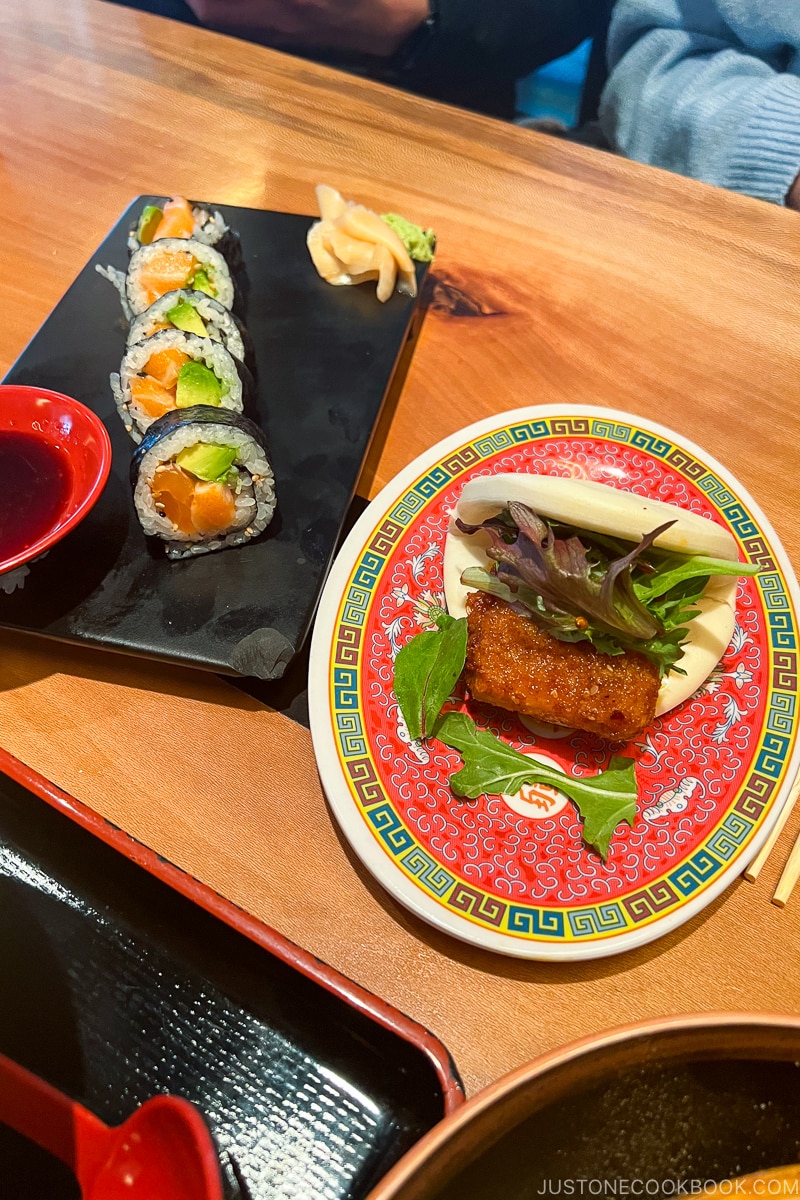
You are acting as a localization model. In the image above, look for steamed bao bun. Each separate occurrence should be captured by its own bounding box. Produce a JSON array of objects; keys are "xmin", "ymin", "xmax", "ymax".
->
[{"xmin": 442, "ymin": 474, "xmax": 739, "ymax": 719}]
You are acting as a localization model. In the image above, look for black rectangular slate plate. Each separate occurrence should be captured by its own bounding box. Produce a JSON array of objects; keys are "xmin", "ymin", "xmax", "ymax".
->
[
  {"xmin": 2, "ymin": 196, "xmax": 428, "ymax": 679},
  {"xmin": 0, "ymin": 748, "xmax": 462, "ymax": 1198}
]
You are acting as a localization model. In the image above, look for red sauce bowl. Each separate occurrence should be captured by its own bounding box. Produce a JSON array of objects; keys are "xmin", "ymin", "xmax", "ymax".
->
[{"xmin": 0, "ymin": 385, "xmax": 112, "ymax": 575}]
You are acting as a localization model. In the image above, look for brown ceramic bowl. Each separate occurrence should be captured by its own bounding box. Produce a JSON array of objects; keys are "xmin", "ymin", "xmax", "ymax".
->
[{"xmin": 367, "ymin": 1014, "xmax": 800, "ymax": 1200}]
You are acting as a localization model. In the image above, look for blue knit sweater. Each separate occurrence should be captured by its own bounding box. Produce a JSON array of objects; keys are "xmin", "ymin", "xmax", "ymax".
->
[{"xmin": 600, "ymin": 0, "xmax": 800, "ymax": 205}]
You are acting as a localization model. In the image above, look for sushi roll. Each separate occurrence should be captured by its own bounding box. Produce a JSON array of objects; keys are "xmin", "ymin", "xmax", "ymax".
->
[
  {"xmin": 127, "ymin": 196, "xmax": 243, "ymax": 271},
  {"xmin": 131, "ymin": 407, "xmax": 276, "ymax": 558},
  {"xmin": 112, "ymin": 328, "xmax": 255, "ymax": 443},
  {"xmin": 98, "ymin": 237, "xmax": 236, "ymax": 319},
  {"xmin": 127, "ymin": 288, "xmax": 253, "ymax": 372}
]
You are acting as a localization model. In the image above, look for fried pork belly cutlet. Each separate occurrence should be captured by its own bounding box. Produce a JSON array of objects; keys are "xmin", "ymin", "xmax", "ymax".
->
[{"xmin": 464, "ymin": 592, "xmax": 661, "ymax": 741}]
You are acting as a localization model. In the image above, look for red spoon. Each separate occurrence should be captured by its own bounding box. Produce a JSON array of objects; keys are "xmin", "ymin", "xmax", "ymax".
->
[{"xmin": 0, "ymin": 1050, "xmax": 224, "ymax": 1199}]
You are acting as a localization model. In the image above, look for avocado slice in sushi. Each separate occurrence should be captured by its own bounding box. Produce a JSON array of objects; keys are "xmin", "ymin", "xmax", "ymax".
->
[
  {"xmin": 137, "ymin": 204, "xmax": 163, "ymax": 245},
  {"xmin": 175, "ymin": 443, "xmax": 237, "ymax": 483},
  {"xmin": 175, "ymin": 361, "xmax": 222, "ymax": 408},
  {"xmin": 189, "ymin": 267, "xmax": 217, "ymax": 297},
  {"xmin": 166, "ymin": 300, "xmax": 208, "ymax": 337}
]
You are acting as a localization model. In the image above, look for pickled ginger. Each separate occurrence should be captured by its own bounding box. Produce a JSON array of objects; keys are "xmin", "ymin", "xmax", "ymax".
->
[{"xmin": 306, "ymin": 185, "xmax": 421, "ymax": 303}]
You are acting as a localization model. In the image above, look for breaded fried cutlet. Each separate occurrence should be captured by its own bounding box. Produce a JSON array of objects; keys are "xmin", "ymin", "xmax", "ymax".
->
[{"xmin": 464, "ymin": 592, "xmax": 660, "ymax": 740}]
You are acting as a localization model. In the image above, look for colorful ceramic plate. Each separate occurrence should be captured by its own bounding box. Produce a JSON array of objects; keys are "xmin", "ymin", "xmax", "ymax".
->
[{"xmin": 309, "ymin": 406, "xmax": 800, "ymax": 960}]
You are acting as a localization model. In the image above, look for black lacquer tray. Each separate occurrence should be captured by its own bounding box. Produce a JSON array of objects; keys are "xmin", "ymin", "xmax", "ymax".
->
[
  {"xmin": 0, "ymin": 749, "xmax": 462, "ymax": 1199},
  {"xmin": 2, "ymin": 197, "xmax": 427, "ymax": 679}
]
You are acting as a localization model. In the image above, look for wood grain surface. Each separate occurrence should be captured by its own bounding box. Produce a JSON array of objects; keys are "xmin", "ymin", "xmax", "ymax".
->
[{"xmin": 2, "ymin": 0, "xmax": 800, "ymax": 1097}]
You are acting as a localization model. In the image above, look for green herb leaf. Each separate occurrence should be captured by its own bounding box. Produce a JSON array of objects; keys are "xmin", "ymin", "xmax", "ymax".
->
[
  {"xmin": 458, "ymin": 504, "xmax": 669, "ymax": 642},
  {"xmin": 634, "ymin": 553, "xmax": 762, "ymax": 603},
  {"xmin": 573, "ymin": 756, "xmax": 639, "ymax": 859},
  {"xmin": 393, "ymin": 618, "xmax": 467, "ymax": 742},
  {"xmin": 434, "ymin": 712, "xmax": 637, "ymax": 859}
]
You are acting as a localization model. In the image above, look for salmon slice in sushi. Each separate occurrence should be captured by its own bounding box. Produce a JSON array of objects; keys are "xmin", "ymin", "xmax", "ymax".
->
[
  {"xmin": 111, "ymin": 328, "xmax": 254, "ymax": 443},
  {"xmin": 131, "ymin": 407, "xmax": 276, "ymax": 559}
]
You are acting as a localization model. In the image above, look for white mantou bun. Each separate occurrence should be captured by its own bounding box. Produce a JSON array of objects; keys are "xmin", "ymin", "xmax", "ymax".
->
[{"xmin": 443, "ymin": 474, "xmax": 739, "ymax": 718}]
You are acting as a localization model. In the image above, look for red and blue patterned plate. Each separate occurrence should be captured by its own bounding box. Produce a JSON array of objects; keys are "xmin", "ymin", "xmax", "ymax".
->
[{"xmin": 308, "ymin": 408, "xmax": 800, "ymax": 959}]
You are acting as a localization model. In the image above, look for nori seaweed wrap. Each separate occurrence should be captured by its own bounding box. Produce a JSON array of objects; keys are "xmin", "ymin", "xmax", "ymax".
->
[{"xmin": 131, "ymin": 406, "xmax": 276, "ymax": 559}]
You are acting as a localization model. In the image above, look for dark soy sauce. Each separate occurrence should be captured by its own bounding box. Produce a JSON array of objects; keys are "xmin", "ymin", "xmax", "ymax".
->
[{"xmin": 0, "ymin": 431, "xmax": 73, "ymax": 560}]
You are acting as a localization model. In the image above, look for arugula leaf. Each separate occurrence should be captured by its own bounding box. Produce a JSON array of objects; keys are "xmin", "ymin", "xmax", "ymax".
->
[
  {"xmin": 633, "ymin": 552, "xmax": 761, "ymax": 603},
  {"xmin": 435, "ymin": 712, "xmax": 637, "ymax": 859},
  {"xmin": 574, "ymin": 757, "xmax": 640, "ymax": 859},
  {"xmin": 393, "ymin": 617, "xmax": 467, "ymax": 741}
]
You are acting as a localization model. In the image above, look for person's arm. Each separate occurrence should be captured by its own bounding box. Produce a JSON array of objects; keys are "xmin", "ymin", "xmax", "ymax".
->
[
  {"xmin": 184, "ymin": 0, "xmax": 607, "ymax": 112},
  {"xmin": 599, "ymin": 0, "xmax": 800, "ymax": 205}
]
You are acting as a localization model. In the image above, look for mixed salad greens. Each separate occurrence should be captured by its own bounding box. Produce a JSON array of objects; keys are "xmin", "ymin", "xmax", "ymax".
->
[{"xmin": 457, "ymin": 502, "xmax": 759, "ymax": 677}]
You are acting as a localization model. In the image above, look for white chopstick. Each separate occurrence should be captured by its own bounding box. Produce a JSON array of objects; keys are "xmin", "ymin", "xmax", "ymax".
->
[
  {"xmin": 744, "ymin": 773, "xmax": 800, "ymax": 884},
  {"xmin": 773, "ymin": 825, "xmax": 800, "ymax": 908}
]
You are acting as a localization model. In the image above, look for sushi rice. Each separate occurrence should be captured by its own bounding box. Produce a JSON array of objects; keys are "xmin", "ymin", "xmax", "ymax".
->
[
  {"xmin": 112, "ymin": 327, "xmax": 247, "ymax": 443},
  {"xmin": 132, "ymin": 407, "xmax": 276, "ymax": 559}
]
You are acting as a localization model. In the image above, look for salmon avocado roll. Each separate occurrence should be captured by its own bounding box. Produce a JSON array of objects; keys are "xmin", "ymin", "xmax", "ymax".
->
[
  {"xmin": 112, "ymin": 328, "xmax": 254, "ymax": 443},
  {"xmin": 131, "ymin": 407, "xmax": 276, "ymax": 558},
  {"xmin": 98, "ymin": 237, "xmax": 236, "ymax": 319}
]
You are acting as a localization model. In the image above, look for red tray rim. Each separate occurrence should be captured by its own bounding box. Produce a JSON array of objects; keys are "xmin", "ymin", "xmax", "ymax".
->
[{"xmin": 0, "ymin": 745, "xmax": 465, "ymax": 1116}]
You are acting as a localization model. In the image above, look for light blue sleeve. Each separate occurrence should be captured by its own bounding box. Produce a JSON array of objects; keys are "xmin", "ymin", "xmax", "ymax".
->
[{"xmin": 599, "ymin": 0, "xmax": 800, "ymax": 204}]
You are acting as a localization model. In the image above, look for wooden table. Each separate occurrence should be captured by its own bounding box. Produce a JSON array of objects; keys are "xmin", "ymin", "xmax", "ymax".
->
[{"xmin": 2, "ymin": 0, "xmax": 800, "ymax": 1098}]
